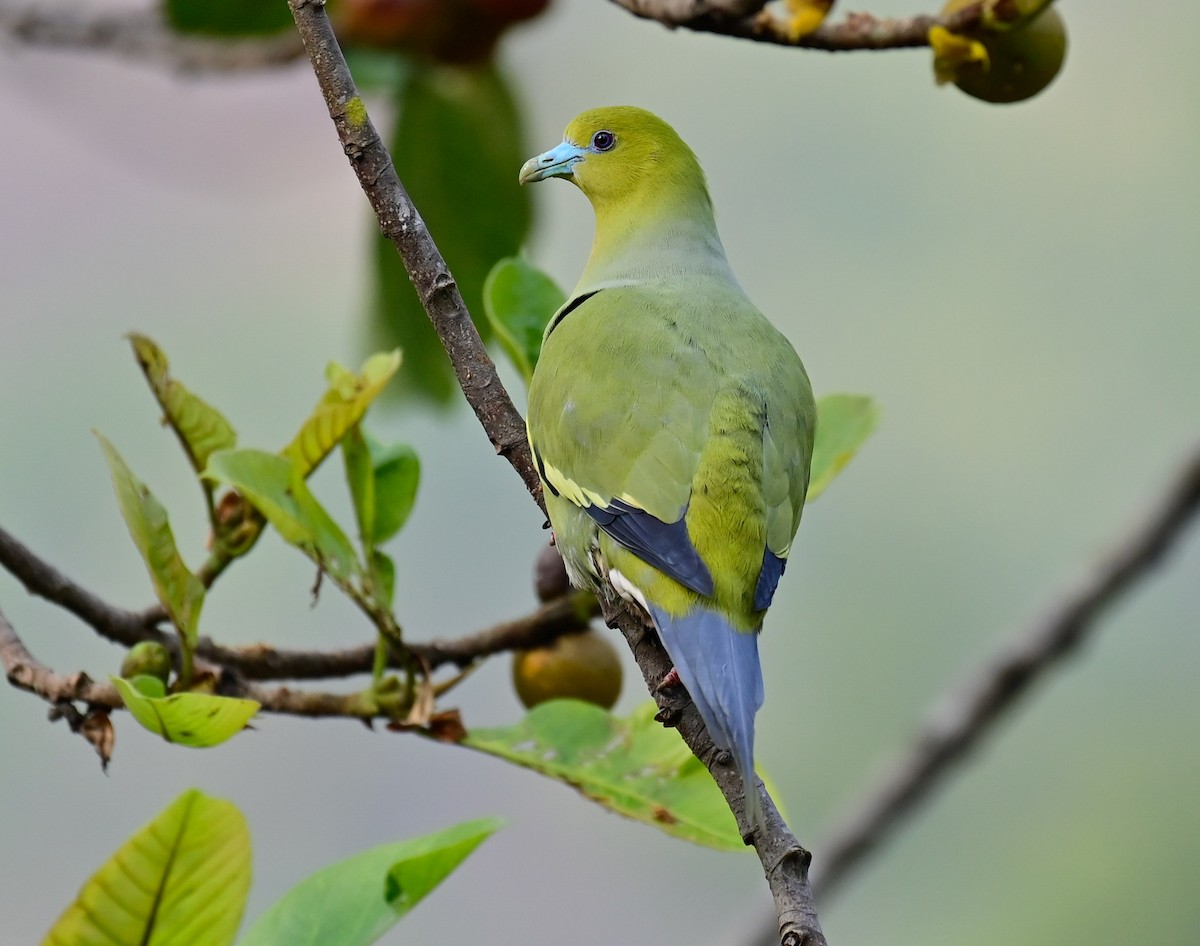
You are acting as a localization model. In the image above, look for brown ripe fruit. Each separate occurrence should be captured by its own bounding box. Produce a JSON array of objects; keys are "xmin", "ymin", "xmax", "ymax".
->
[
  {"xmin": 331, "ymin": 0, "xmax": 550, "ymax": 63},
  {"xmin": 332, "ymin": 0, "xmax": 441, "ymax": 50},
  {"xmin": 534, "ymin": 543, "xmax": 571, "ymax": 602},
  {"xmin": 939, "ymin": 0, "xmax": 1067, "ymax": 104},
  {"xmin": 512, "ymin": 629, "xmax": 623, "ymax": 710}
]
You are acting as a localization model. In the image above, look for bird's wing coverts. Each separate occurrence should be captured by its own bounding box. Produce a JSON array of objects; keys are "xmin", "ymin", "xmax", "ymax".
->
[
  {"xmin": 584, "ymin": 498, "xmax": 713, "ymax": 597},
  {"xmin": 528, "ymin": 284, "xmax": 812, "ymax": 610}
]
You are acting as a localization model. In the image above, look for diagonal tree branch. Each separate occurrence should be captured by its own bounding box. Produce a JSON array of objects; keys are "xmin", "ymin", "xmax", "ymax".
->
[
  {"xmin": 813, "ymin": 439, "xmax": 1200, "ymax": 897},
  {"xmin": 746, "ymin": 438, "xmax": 1200, "ymax": 945},
  {"xmin": 285, "ymin": 1, "xmax": 824, "ymax": 942},
  {"xmin": 283, "ymin": 0, "xmax": 541, "ymax": 506}
]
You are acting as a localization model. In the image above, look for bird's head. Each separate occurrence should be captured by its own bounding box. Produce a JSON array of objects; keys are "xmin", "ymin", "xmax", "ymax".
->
[{"xmin": 519, "ymin": 106, "xmax": 710, "ymax": 213}]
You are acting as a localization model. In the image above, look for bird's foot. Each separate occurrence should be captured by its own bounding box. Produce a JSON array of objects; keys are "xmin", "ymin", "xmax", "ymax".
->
[{"xmin": 656, "ymin": 666, "xmax": 682, "ymax": 691}]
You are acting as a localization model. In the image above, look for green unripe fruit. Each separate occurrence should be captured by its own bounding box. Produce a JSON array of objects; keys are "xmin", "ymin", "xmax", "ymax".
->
[
  {"xmin": 512, "ymin": 628, "xmax": 623, "ymax": 710},
  {"xmin": 120, "ymin": 641, "xmax": 172, "ymax": 684},
  {"xmin": 940, "ymin": 0, "xmax": 1067, "ymax": 104}
]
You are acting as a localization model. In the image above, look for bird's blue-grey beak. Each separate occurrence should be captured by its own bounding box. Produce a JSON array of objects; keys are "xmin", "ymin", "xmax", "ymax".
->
[{"xmin": 519, "ymin": 140, "xmax": 586, "ymax": 184}]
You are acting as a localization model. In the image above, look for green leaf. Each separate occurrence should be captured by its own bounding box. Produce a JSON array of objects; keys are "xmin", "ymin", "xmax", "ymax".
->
[
  {"xmin": 129, "ymin": 334, "xmax": 237, "ymax": 474},
  {"xmin": 204, "ymin": 449, "xmax": 360, "ymax": 581},
  {"xmin": 342, "ymin": 425, "xmax": 376, "ymax": 550},
  {"xmin": 373, "ymin": 62, "xmax": 531, "ymax": 404},
  {"xmin": 483, "ymin": 257, "xmax": 566, "ymax": 385},
  {"xmin": 112, "ymin": 677, "xmax": 260, "ymax": 748},
  {"xmin": 164, "ymin": 0, "xmax": 293, "ymax": 36},
  {"xmin": 368, "ymin": 441, "xmax": 420, "ymax": 544},
  {"xmin": 369, "ymin": 551, "xmax": 396, "ymax": 610},
  {"xmin": 96, "ymin": 434, "xmax": 204, "ymax": 648},
  {"xmin": 341, "ymin": 429, "xmax": 420, "ymax": 549},
  {"xmin": 344, "ymin": 47, "xmax": 410, "ymax": 93},
  {"xmin": 807, "ymin": 393, "xmax": 881, "ymax": 502},
  {"xmin": 282, "ymin": 351, "xmax": 401, "ymax": 479},
  {"xmin": 239, "ymin": 818, "xmax": 503, "ymax": 946},
  {"xmin": 41, "ymin": 788, "xmax": 250, "ymax": 946},
  {"xmin": 465, "ymin": 700, "xmax": 750, "ymax": 851}
]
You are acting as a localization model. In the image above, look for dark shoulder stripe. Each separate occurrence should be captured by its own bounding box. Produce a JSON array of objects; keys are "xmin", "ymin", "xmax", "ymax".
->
[
  {"xmin": 753, "ymin": 548, "xmax": 787, "ymax": 611},
  {"xmin": 532, "ymin": 447, "xmax": 559, "ymax": 497},
  {"xmin": 586, "ymin": 499, "xmax": 714, "ymax": 598},
  {"xmin": 545, "ymin": 290, "xmax": 602, "ymax": 339}
]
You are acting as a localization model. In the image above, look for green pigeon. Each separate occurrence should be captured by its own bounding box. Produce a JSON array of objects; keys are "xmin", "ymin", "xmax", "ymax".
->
[{"xmin": 520, "ymin": 106, "xmax": 815, "ymax": 830}]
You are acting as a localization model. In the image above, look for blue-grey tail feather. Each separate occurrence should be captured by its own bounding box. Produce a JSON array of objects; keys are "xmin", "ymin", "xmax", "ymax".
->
[{"xmin": 648, "ymin": 604, "xmax": 765, "ymax": 831}]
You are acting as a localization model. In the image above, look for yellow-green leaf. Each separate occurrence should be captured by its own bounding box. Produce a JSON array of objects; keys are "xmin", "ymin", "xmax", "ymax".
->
[
  {"xmin": 466, "ymin": 700, "xmax": 757, "ymax": 851},
  {"xmin": 205, "ymin": 449, "xmax": 360, "ymax": 582},
  {"xmin": 807, "ymin": 394, "xmax": 881, "ymax": 501},
  {"xmin": 129, "ymin": 334, "xmax": 237, "ymax": 474},
  {"xmin": 112, "ymin": 677, "xmax": 259, "ymax": 748},
  {"xmin": 96, "ymin": 434, "xmax": 204, "ymax": 648},
  {"xmin": 41, "ymin": 788, "xmax": 250, "ymax": 946},
  {"xmin": 282, "ymin": 351, "xmax": 401, "ymax": 478}
]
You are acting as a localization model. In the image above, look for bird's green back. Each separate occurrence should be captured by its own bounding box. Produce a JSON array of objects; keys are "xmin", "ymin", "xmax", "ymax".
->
[{"xmin": 528, "ymin": 275, "xmax": 814, "ymax": 627}]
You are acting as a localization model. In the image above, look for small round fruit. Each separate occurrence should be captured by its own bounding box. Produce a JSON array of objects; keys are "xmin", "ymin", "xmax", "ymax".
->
[
  {"xmin": 941, "ymin": 0, "xmax": 1067, "ymax": 104},
  {"xmin": 512, "ymin": 628, "xmax": 623, "ymax": 710},
  {"xmin": 533, "ymin": 544, "xmax": 571, "ymax": 602},
  {"xmin": 120, "ymin": 641, "xmax": 172, "ymax": 684}
]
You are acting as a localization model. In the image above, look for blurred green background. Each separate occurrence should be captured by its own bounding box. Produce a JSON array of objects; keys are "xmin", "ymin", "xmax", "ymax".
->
[{"xmin": 1, "ymin": 1, "xmax": 1198, "ymax": 944}]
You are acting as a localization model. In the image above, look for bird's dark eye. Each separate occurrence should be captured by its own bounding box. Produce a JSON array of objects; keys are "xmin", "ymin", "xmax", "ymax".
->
[{"xmin": 592, "ymin": 130, "xmax": 616, "ymax": 152}]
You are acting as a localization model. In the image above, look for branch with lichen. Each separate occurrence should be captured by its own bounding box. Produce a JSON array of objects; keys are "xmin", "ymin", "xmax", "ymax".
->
[
  {"xmin": 0, "ymin": 0, "xmax": 1054, "ymax": 73},
  {"xmin": 607, "ymin": 0, "xmax": 1057, "ymax": 51},
  {"xmin": 284, "ymin": 2, "xmax": 826, "ymax": 943}
]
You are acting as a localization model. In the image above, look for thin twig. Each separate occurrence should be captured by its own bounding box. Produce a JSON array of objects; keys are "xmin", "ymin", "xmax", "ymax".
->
[
  {"xmin": 1, "ymin": 606, "xmax": 121, "ymax": 708},
  {"xmin": 1, "ymin": 604, "xmax": 403, "ymax": 721},
  {"xmin": 0, "ymin": 3, "xmax": 304, "ymax": 72},
  {"xmin": 0, "ymin": 526, "xmax": 169, "ymax": 647},
  {"xmin": 285, "ymin": 2, "xmax": 825, "ymax": 942},
  {"xmin": 204, "ymin": 590, "xmax": 600, "ymax": 679},
  {"xmin": 0, "ymin": 0, "xmax": 992, "ymax": 74},
  {"xmin": 0, "ymin": 524, "xmax": 599, "ymax": 678},
  {"xmin": 607, "ymin": 1, "xmax": 992, "ymax": 51},
  {"xmin": 746, "ymin": 439, "xmax": 1200, "ymax": 945}
]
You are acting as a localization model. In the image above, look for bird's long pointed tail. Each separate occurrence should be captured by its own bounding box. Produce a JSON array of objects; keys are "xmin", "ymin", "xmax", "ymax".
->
[{"xmin": 648, "ymin": 604, "xmax": 765, "ymax": 832}]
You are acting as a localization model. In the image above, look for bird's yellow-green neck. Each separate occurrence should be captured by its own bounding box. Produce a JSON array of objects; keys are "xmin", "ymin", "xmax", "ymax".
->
[{"xmin": 578, "ymin": 182, "xmax": 734, "ymax": 291}]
